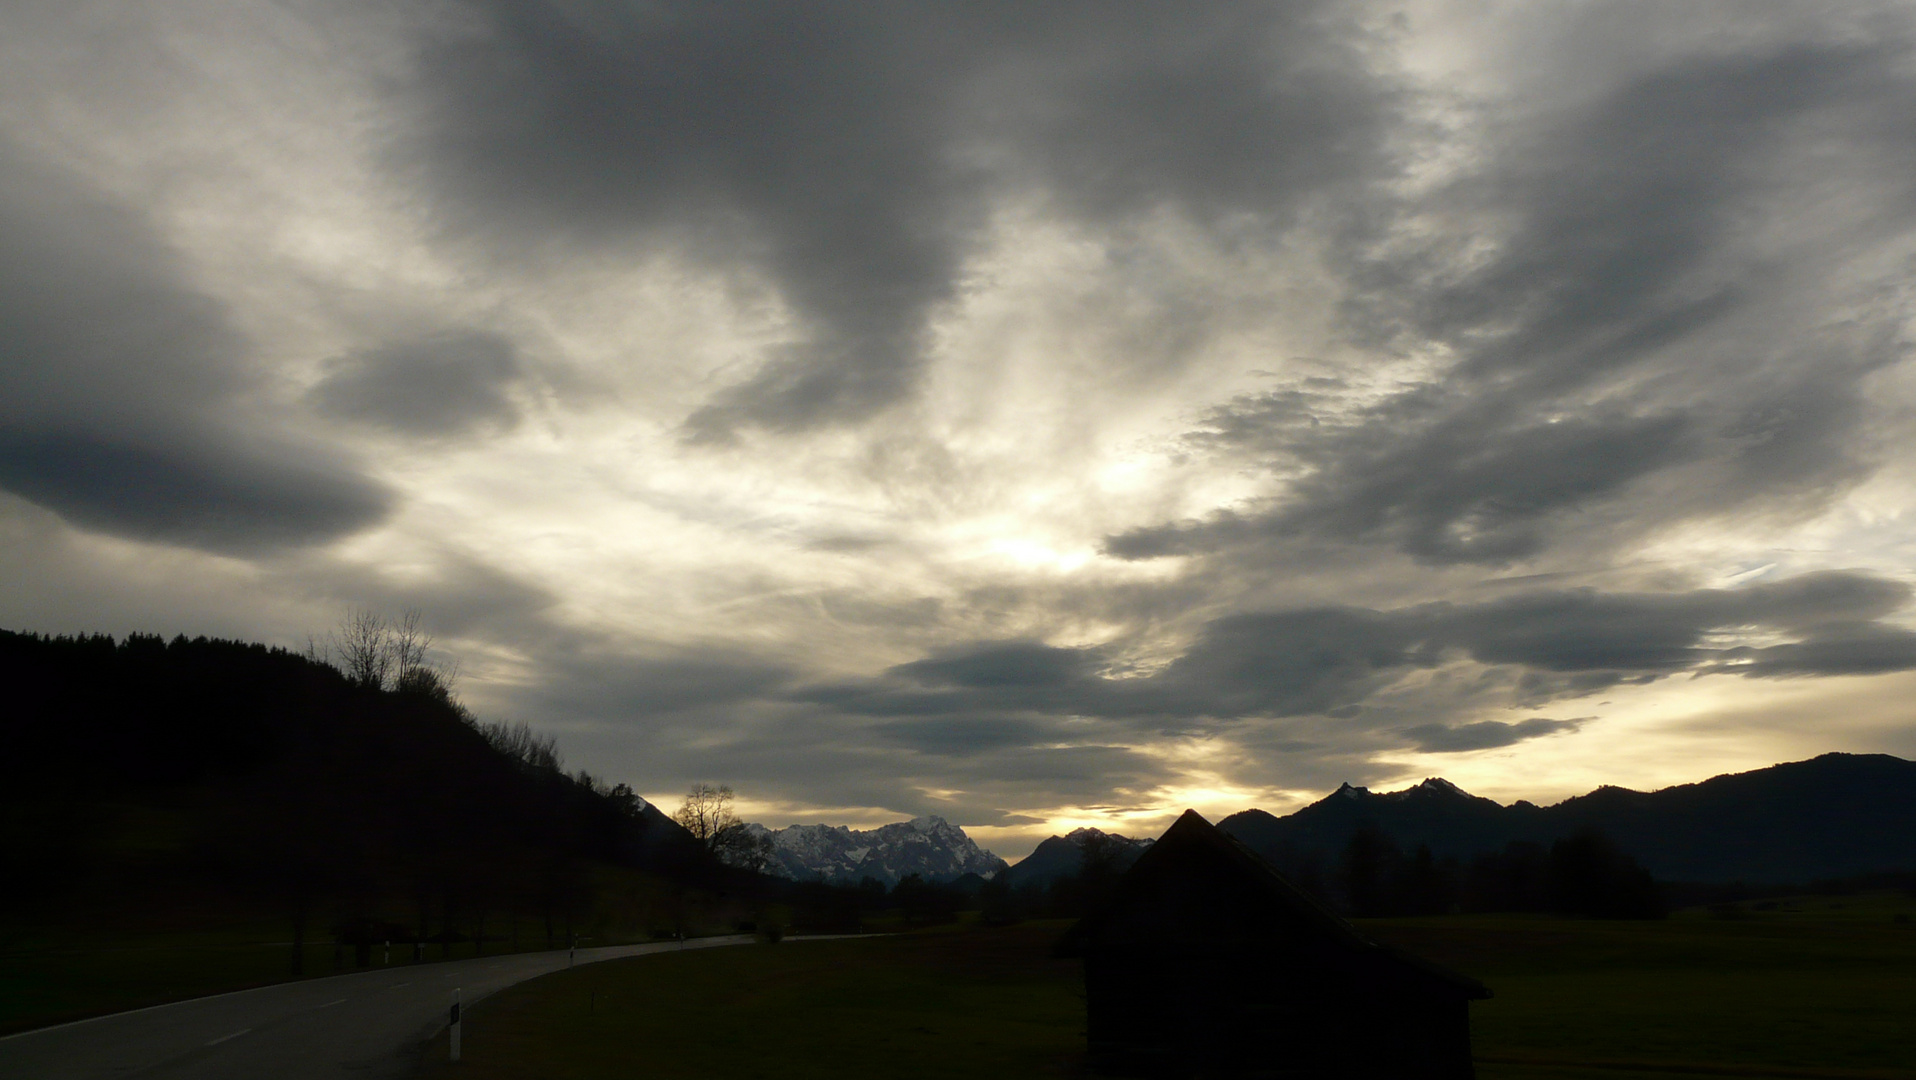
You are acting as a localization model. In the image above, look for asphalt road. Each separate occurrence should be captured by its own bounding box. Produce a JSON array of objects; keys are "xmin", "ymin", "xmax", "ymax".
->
[{"xmin": 0, "ymin": 935, "xmax": 755, "ymax": 1079}]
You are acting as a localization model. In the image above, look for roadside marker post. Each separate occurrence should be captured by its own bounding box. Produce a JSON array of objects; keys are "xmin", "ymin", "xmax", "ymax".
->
[{"xmin": 450, "ymin": 989, "xmax": 461, "ymax": 1062}]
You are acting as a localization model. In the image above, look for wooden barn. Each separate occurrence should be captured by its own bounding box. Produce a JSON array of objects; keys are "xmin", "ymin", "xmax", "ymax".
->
[{"xmin": 1060, "ymin": 809, "xmax": 1490, "ymax": 1079}]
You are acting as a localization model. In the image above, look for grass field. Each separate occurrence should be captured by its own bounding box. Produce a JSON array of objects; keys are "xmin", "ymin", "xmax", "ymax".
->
[
  {"xmin": 417, "ymin": 893, "xmax": 1916, "ymax": 1079},
  {"xmin": 416, "ymin": 923, "xmax": 1090, "ymax": 1079},
  {"xmin": 0, "ymin": 926, "xmax": 328, "ymax": 1035},
  {"xmin": 1371, "ymin": 891, "xmax": 1916, "ymax": 1079}
]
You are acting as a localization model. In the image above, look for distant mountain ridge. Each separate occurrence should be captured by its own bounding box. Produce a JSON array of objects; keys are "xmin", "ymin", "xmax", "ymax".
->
[
  {"xmin": 1000, "ymin": 827, "xmax": 1153, "ymax": 890},
  {"xmin": 1218, "ymin": 753, "xmax": 1916, "ymax": 884},
  {"xmin": 744, "ymin": 815, "xmax": 1006, "ymax": 886}
]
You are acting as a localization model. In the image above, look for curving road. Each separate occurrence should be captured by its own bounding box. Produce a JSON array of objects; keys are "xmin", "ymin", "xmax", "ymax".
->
[{"xmin": 0, "ymin": 936, "xmax": 754, "ymax": 1079}]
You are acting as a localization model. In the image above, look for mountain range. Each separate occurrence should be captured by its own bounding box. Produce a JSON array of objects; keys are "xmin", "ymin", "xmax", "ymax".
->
[
  {"xmin": 743, "ymin": 752, "xmax": 1915, "ymax": 891},
  {"xmin": 743, "ymin": 815, "xmax": 1007, "ymax": 886},
  {"xmin": 1218, "ymin": 752, "xmax": 1916, "ymax": 884}
]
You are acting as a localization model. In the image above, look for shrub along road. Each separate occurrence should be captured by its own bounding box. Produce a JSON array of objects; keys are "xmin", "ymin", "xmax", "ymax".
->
[{"xmin": 0, "ymin": 936, "xmax": 753, "ymax": 1079}]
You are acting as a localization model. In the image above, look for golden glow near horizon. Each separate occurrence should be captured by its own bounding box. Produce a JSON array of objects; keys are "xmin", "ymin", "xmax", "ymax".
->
[{"xmin": 3, "ymin": 3, "xmax": 1915, "ymax": 866}]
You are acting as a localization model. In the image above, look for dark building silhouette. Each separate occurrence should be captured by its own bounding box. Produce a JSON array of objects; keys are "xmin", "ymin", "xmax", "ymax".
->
[{"xmin": 1061, "ymin": 810, "xmax": 1490, "ymax": 1078}]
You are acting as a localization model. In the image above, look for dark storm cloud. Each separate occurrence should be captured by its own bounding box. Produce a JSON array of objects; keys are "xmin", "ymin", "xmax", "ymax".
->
[
  {"xmin": 310, "ymin": 331, "xmax": 523, "ymax": 437},
  {"xmin": 0, "ymin": 141, "xmax": 390, "ymax": 552},
  {"xmin": 1150, "ymin": 607, "xmax": 1421, "ymax": 717},
  {"xmin": 871, "ymin": 716, "xmax": 1048, "ymax": 758},
  {"xmin": 1108, "ymin": 42, "xmax": 1916, "ymax": 567},
  {"xmin": 979, "ymin": 3, "xmax": 1393, "ymax": 224},
  {"xmin": 796, "ymin": 681, "xmax": 1058, "ymax": 719},
  {"xmin": 404, "ymin": 0, "xmax": 1399, "ymax": 439},
  {"xmin": 1435, "ymin": 590, "xmax": 1720, "ymax": 673},
  {"xmin": 1714, "ymin": 623, "xmax": 1916, "ymax": 678},
  {"xmin": 895, "ymin": 640, "xmax": 1105, "ymax": 689},
  {"xmin": 798, "ymin": 572, "xmax": 1916, "ymax": 746},
  {"xmin": 1732, "ymin": 570, "xmax": 1912, "ymax": 625},
  {"xmin": 0, "ymin": 429, "xmax": 388, "ymax": 554},
  {"xmin": 798, "ymin": 639, "xmax": 1119, "ymax": 718},
  {"xmin": 1439, "ymin": 571, "xmax": 1916, "ymax": 675},
  {"xmin": 1384, "ymin": 47, "xmax": 1883, "ymax": 387},
  {"xmin": 409, "ymin": 0, "xmax": 976, "ymax": 438},
  {"xmin": 1402, "ymin": 717, "xmax": 1586, "ymax": 754},
  {"xmin": 1108, "ymin": 407, "xmax": 1698, "ymax": 563},
  {"xmin": 534, "ymin": 645, "xmax": 800, "ymax": 719}
]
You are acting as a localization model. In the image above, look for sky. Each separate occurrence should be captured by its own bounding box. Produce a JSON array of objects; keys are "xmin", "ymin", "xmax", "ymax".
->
[{"xmin": 3, "ymin": 1, "xmax": 1915, "ymax": 860}]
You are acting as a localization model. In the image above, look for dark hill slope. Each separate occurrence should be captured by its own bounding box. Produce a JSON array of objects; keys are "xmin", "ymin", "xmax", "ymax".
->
[
  {"xmin": 1000, "ymin": 828, "xmax": 1152, "ymax": 891},
  {"xmin": 1544, "ymin": 753, "xmax": 1916, "ymax": 881},
  {"xmin": 0, "ymin": 629, "xmax": 703, "ymax": 949},
  {"xmin": 1219, "ymin": 753, "xmax": 1916, "ymax": 884}
]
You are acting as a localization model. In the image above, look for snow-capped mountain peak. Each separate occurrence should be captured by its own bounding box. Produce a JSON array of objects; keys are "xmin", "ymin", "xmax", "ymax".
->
[{"xmin": 745, "ymin": 815, "xmax": 1005, "ymax": 885}]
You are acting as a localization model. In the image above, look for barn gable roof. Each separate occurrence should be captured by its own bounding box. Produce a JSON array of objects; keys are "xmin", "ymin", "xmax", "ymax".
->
[{"xmin": 1061, "ymin": 809, "xmax": 1490, "ymax": 999}]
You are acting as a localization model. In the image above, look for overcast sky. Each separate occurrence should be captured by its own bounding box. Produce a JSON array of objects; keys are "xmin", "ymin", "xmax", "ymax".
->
[{"xmin": 4, "ymin": 1, "xmax": 1915, "ymax": 858}]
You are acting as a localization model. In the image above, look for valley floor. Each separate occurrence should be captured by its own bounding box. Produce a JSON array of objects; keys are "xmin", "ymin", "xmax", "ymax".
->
[
  {"xmin": 1372, "ymin": 892, "xmax": 1916, "ymax": 1080},
  {"xmin": 415, "ymin": 893, "xmax": 1916, "ymax": 1079},
  {"xmin": 416, "ymin": 922, "xmax": 1089, "ymax": 1079}
]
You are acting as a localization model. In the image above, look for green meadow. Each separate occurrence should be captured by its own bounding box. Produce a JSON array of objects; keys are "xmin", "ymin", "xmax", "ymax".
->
[
  {"xmin": 417, "ymin": 893, "xmax": 1916, "ymax": 1079},
  {"xmin": 0, "ymin": 923, "xmax": 333, "ymax": 1036},
  {"xmin": 1373, "ymin": 892, "xmax": 1916, "ymax": 1079},
  {"xmin": 416, "ymin": 923, "xmax": 1088, "ymax": 1079}
]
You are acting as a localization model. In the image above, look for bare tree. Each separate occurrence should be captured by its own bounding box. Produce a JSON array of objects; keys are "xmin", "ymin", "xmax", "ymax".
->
[
  {"xmin": 389, "ymin": 610, "xmax": 438, "ymax": 694},
  {"xmin": 314, "ymin": 607, "xmax": 455, "ymax": 697},
  {"xmin": 335, "ymin": 607, "xmax": 393, "ymax": 690},
  {"xmin": 673, "ymin": 783, "xmax": 739, "ymax": 848},
  {"xmin": 480, "ymin": 721, "xmax": 563, "ymax": 773},
  {"xmin": 673, "ymin": 784, "xmax": 776, "ymax": 871}
]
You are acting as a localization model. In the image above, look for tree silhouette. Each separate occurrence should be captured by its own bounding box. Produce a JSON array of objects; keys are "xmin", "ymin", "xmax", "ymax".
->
[
  {"xmin": 1548, "ymin": 830, "xmax": 1666, "ymax": 918},
  {"xmin": 1340, "ymin": 824, "xmax": 1403, "ymax": 917},
  {"xmin": 672, "ymin": 783, "xmax": 774, "ymax": 870},
  {"xmin": 674, "ymin": 783, "xmax": 741, "ymax": 851}
]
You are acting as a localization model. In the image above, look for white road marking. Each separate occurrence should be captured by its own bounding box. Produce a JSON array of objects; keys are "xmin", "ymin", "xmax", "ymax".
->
[
  {"xmin": 205, "ymin": 1028, "xmax": 251, "ymax": 1046},
  {"xmin": 387, "ymin": 982, "xmax": 411, "ymax": 990},
  {"xmin": 318, "ymin": 999, "xmax": 348, "ymax": 1009}
]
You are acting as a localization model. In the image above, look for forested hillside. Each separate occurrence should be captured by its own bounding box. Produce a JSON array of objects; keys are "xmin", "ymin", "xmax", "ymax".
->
[{"xmin": 0, "ymin": 629, "xmax": 712, "ymax": 966}]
